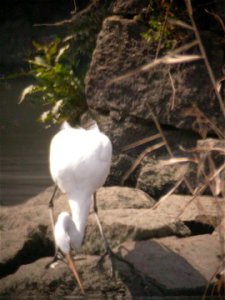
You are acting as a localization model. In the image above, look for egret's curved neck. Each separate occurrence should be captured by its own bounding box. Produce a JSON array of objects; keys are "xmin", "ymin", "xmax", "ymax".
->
[{"xmin": 68, "ymin": 195, "xmax": 92, "ymax": 248}]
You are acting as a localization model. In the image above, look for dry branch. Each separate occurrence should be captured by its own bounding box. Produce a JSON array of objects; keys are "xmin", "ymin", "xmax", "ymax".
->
[
  {"xmin": 168, "ymin": 70, "xmax": 176, "ymax": 110},
  {"xmin": 177, "ymin": 161, "xmax": 225, "ymax": 218},
  {"xmin": 122, "ymin": 133, "xmax": 161, "ymax": 152},
  {"xmin": 121, "ymin": 141, "xmax": 165, "ymax": 185}
]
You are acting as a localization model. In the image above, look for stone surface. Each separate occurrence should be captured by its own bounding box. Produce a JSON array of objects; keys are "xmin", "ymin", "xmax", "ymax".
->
[
  {"xmin": 0, "ymin": 186, "xmax": 224, "ymax": 297},
  {"xmin": 0, "ymin": 256, "xmax": 131, "ymax": 298},
  {"xmin": 113, "ymin": 0, "xmax": 149, "ymax": 15},
  {"xmin": 86, "ymin": 16, "xmax": 225, "ymax": 133},
  {"xmin": 0, "ymin": 186, "xmax": 155, "ymax": 268},
  {"xmin": 119, "ymin": 234, "xmax": 222, "ymax": 292},
  {"xmin": 87, "ymin": 194, "xmax": 224, "ymax": 252},
  {"xmin": 1, "ymin": 1, "xmax": 225, "ymax": 298},
  {"xmin": 136, "ymin": 157, "xmax": 192, "ymax": 198},
  {"xmin": 96, "ymin": 186, "xmax": 155, "ymax": 209}
]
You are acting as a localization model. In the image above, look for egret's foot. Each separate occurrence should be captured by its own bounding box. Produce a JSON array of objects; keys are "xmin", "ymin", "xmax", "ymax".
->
[
  {"xmin": 96, "ymin": 246, "xmax": 134, "ymax": 278},
  {"xmin": 95, "ymin": 246, "xmax": 116, "ymax": 276},
  {"xmin": 45, "ymin": 250, "xmax": 66, "ymax": 269}
]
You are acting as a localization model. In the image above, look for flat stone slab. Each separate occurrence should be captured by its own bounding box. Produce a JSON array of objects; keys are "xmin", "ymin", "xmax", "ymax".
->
[
  {"xmin": 119, "ymin": 234, "xmax": 222, "ymax": 292},
  {"xmin": 0, "ymin": 255, "xmax": 131, "ymax": 298},
  {"xmin": 83, "ymin": 194, "xmax": 224, "ymax": 253}
]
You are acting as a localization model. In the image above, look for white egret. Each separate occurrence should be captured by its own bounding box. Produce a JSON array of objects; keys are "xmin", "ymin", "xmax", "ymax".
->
[{"xmin": 48, "ymin": 121, "xmax": 112, "ymax": 294}]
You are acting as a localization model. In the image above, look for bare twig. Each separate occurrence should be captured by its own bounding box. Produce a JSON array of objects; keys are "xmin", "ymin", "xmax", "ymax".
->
[
  {"xmin": 148, "ymin": 105, "xmax": 195, "ymax": 195},
  {"xmin": 168, "ymin": 70, "xmax": 176, "ymax": 110},
  {"xmin": 205, "ymin": 9, "xmax": 225, "ymax": 33},
  {"xmin": 177, "ymin": 161, "xmax": 225, "ymax": 218},
  {"xmin": 180, "ymin": 145, "xmax": 225, "ymax": 154},
  {"xmin": 162, "ymin": 157, "xmax": 198, "ymax": 165},
  {"xmin": 72, "ymin": 0, "xmax": 77, "ymax": 14},
  {"xmin": 181, "ymin": 104, "xmax": 225, "ymax": 138},
  {"xmin": 167, "ymin": 18, "xmax": 194, "ymax": 31},
  {"xmin": 122, "ymin": 133, "xmax": 161, "ymax": 152},
  {"xmin": 121, "ymin": 141, "xmax": 165, "ymax": 185},
  {"xmin": 149, "ymin": 107, "xmax": 173, "ymax": 156},
  {"xmin": 153, "ymin": 177, "xmax": 185, "ymax": 210}
]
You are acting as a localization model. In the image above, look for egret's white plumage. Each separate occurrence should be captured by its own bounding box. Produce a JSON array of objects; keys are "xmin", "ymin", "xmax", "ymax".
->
[
  {"xmin": 49, "ymin": 121, "xmax": 112, "ymax": 293},
  {"xmin": 54, "ymin": 211, "xmax": 76, "ymax": 253},
  {"xmin": 50, "ymin": 121, "xmax": 112, "ymax": 250}
]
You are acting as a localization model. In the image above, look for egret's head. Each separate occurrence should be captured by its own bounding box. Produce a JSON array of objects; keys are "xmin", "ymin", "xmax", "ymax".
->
[{"xmin": 54, "ymin": 211, "xmax": 84, "ymax": 294}]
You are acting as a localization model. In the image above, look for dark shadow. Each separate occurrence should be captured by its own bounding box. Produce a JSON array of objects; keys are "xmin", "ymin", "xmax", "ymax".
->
[
  {"xmin": 0, "ymin": 225, "xmax": 54, "ymax": 278},
  {"xmin": 113, "ymin": 239, "xmax": 223, "ymax": 298}
]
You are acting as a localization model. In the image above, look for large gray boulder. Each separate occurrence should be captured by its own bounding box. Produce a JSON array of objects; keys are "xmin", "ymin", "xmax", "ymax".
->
[{"xmin": 86, "ymin": 16, "xmax": 224, "ymax": 132}]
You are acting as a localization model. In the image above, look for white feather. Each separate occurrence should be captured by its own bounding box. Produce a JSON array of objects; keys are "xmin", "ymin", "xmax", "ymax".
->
[{"xmin": 50, "ymin": 121, "xmax": 112, "ymax": 252}]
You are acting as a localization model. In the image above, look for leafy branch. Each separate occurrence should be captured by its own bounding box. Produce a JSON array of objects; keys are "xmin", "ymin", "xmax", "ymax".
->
[{"xmin": 19, "ymin": 38, "xmax": 87, "ymax": 124}]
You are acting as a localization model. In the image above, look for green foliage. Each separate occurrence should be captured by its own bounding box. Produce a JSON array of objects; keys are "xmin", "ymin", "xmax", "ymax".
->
[
  {"xmin": 141, "ymin": 0, "xmax": 178, "ymax": 52},
  {"xmin": 20, "ymin": 38, "xmax": 87, "ymax": 124},
  {"xmin": 19, "ymin": 2, "xmax": 111, "ymax": 125}
]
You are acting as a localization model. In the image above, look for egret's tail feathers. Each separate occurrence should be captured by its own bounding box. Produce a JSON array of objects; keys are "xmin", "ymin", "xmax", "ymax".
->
[
  {"xmin": 87, "ymin": 120, "xmax": 99, "ymax": 131},
  {"xmin": 61, "ymin": 121, "xmax": 71, "ymax": 130},
  {"xmin": 61, "ymin": 120, "xmax": 99, "ymax": 131}
]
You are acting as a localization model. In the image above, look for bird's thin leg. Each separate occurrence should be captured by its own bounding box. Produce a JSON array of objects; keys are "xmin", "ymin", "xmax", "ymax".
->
[
  {"xmin": 93, "ymin": 193, "xmax": 110, "ymax": 250},
  {"xmin": 93, "ymin": 193, "xmax": 135, "ymax": 276},
  {"xmin": 93, "ymin": 192, "xmax": 116, "ymax": 275},
  {"xmin": 47, "ymin": 185, "xmax": 60, "ymax": 263},
  {"xmin": 48, "ymin": 184, "xmax": 58, "ymax": 210},
  {"xmin": 45, "ymin": 248, "xmax": 66, "ymax": 269}
]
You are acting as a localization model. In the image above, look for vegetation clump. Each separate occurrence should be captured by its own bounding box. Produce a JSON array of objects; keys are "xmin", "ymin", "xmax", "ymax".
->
[
  {"xmin": 20, "ymin": 3, "xmax": 110, "ymax": 125},
  {"xmin": 19, "ymin": 39, "xmax": 87, "ymax": 124},
  {"xmin": 140, "ymin": 0, "xmax": 186, "ymax": 53}
]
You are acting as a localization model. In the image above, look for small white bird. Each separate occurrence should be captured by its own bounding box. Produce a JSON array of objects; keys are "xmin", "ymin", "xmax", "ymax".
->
[{"xmin": 49, "ymin": 121, "xmax": 112, "ymax": 294}]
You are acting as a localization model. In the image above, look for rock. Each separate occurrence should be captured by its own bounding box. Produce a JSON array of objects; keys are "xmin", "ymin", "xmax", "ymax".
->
[
  {"xmin": 0, "ymin": 186, "xmax": 155, "ymax": 276},
  {"xmin": 119, "ymin": 234, "xmax": 222, "ymax": 293},
  {"xmin": 96, "ymin": 186, "xmax": 155, "ymax": 209},
  {"xmin": 86, "ymin": 16, "xmax": 224, "ymax": 133},
  {"xmin": 83, "ymin": 208, "xmax": 190, "ymax": 254},
  {"xmin": 153, "ymin": 194, "xmax": 224, "ymax": 223},
  {"xmin": 99, "ymin": 114, "xmax": 200, "ymax": 197},
  {"xmin": 136, "ymin": 157, "xmax": 191, "ymax": 198},
  {"xmin": 0, "ymin": 256, "xmax": 131, "ymax": 298},
  {"xmin": 82, "ymin": 194, "xmax": 224, "ymax": 254},
  {"xmin": 86, "ymin": 12, "xmax": 224, "ymax": 197},
  {"xmin": 0, "ymin": 187, "xmax": 223, "ymax": 296},
  {"xmin": 113, "ymin": 0, "xmax": 149, "ymax": 15},
  {"xmin": 1, "ymin": 233, "xmax": 222, "ymax": 297}
]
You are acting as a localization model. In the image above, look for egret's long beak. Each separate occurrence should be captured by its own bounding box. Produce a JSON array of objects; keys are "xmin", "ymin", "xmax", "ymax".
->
[{"xmin": 66, "ymin": 253, "xmax": 85, "ymax": 294}]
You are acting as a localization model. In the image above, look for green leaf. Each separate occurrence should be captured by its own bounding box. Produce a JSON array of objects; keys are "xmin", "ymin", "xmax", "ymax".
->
[
  {"xmin": 55, "ymin": 44, "xmax": 70, "ymax": 63},
  {"xmin": 19, "ymin": 85, "xmax": 39, "ymax": 103}
]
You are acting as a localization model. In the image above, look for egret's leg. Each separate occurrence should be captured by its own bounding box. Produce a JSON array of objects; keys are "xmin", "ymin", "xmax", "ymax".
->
[
  {"xmin": 48, "ymin": 185, "xmax": 59, "ymax": 260},
  {"xmin": 93, "ymin": 192, "xmax": 135, "ymax": 276},
  {"xmin": 93, "ymin": 192, "xmax": 116, "ymax": 275},
  {"xmin": 93, "ymin": 192, "xmax": 110, "ymax": 250},
  {"xmin": 46, "ymin": 185, "xmax": 66, "ymax": 269},
  {"xmin": 45, "ymin": 248, "xmax": 66, "ymax": 269}
]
